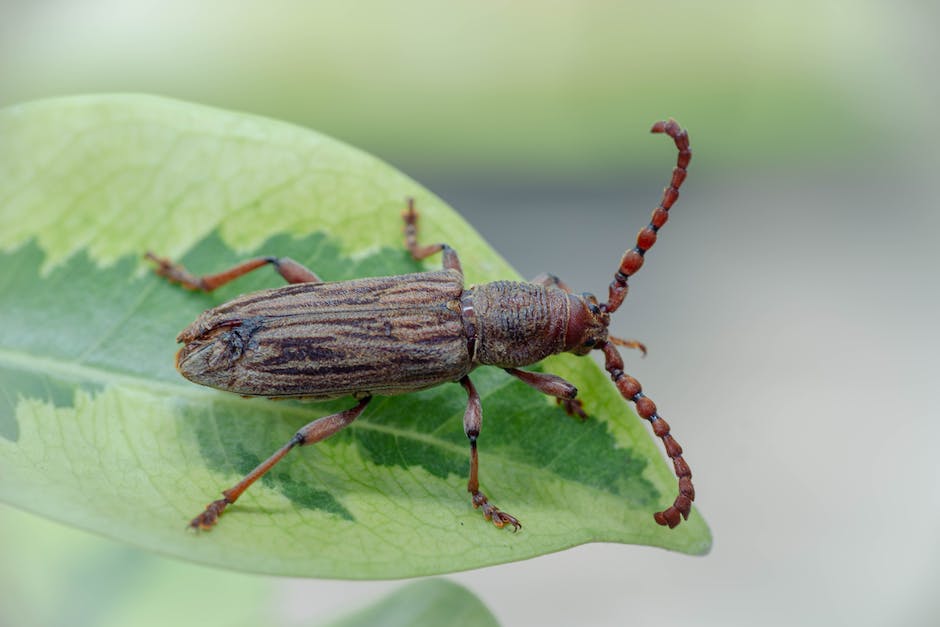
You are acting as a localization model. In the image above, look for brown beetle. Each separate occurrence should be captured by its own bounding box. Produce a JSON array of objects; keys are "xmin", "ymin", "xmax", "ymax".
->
[{"xmin": 147, "ymin": 119, "xmax": 694, "ymax": 532}]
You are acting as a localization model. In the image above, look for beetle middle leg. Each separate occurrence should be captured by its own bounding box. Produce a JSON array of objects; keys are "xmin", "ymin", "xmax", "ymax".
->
[
  {"xmin": 460, "ymin": 376, "xmax": 521, "ymax": 530},
  {"xmin": 402, "ymin": 197, "xmax": 463, "ymax": 274},
  {"xmin": 146, "ymin": 252, "xmax": 322, "ymax": 291},
  {"xmin": 190, "ymin": 396, "xmax": 372, "ymax": 530}
]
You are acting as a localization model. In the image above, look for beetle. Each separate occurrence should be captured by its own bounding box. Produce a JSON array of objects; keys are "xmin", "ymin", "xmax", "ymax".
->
[{"xmin": 146, "ymin": 119, "xmax": 695, "ymax": 532}]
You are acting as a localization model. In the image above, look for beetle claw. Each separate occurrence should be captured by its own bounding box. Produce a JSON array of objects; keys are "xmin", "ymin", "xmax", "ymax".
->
[
  {"xmin": 471, "ymin": 491, "xmax": 522, "ymax": 531},
  {"xmin": 556, "ymin": 397, "xmax": 588, "ymax": 421},
  {"xmin": 489, "ymin": 510, "xmax": 522, "ymax": 532}
]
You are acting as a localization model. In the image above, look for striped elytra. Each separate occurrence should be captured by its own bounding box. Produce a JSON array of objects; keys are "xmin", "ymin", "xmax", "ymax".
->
[{"xmin": 176, "ymin": 270, "xmax": 471, "ymax": 398}]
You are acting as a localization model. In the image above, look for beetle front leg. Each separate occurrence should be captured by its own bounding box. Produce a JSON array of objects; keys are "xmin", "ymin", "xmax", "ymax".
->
[
  {"xmin": 459, "ymin": 376, "xmax": 521, "ymax": 531},
  {"xmin": 146, "ymin": 253, "xmax": 322, "ymax": 291},
  {"xmin": 190, "ymin": 396, "xmax": 371, "ymax": 530},
  {"xmin": 402, "ymin": 198, "xmax": 463, "ymax": 274},
  {"xmin": 504, "ymin": 367, "xmax": 587, "ymax": 420},
  {"xmin": 530, "ymin": 272, "xmax": 574, "ymax": 293}
]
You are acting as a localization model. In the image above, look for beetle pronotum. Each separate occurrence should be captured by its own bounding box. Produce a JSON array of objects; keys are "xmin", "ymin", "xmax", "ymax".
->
[{"xmin": 147, "ymin": 119, "xmax": 694, "ymax": 531}]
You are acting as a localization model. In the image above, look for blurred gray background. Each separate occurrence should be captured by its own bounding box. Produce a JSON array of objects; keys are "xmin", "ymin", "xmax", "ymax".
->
[{"xmin": 1, "ymin": 1, "xmax": 937, "ymax": 626}]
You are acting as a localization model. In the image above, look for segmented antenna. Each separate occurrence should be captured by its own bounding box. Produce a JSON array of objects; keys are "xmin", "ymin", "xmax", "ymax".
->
[
  {"xmin": 603, "ymin": 119, "xmax": 691, "ymax": 314},
  {"xmin": 600, "ymin": 341, "xmax": 694, "ymax": 527}
]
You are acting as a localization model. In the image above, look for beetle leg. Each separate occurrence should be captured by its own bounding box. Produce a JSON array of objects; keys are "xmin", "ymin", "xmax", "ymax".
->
[
  {"xmin": 459, "ymin": 376, "xmax": 521, "ymax": 531},
  {"xmin": 402, "ymin": 197, "xmax": 463, "ymax": 274},
  {"xmin": 145, "ymin": 253, "xmax": 322, "ymax": 291},
  {"xmin": 189, "ymin": 396, "xmax": 371, "ymax": 530},
  {"xmin": 599, "ymin": 340, "xmax": 695, "ymax": 528},
  {"xmin": 503, "ymin": 367, "xmax": 587, "ymax": 420},
  {"xmin": 529, "ymin": 273, "xmax": 573, "ymax": 293}
]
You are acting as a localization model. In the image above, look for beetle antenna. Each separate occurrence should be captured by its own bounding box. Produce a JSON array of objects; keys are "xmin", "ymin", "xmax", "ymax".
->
[
  {"xmin": 599, "ymin": 340, "xmax": 695, "ymax": 528},
  {"xmin": 602, "ymin": 119, "xmax": 691, "ymax": 315}
]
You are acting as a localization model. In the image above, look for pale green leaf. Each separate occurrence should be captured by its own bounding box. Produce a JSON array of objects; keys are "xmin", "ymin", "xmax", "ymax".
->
[
  {"xmin": 0, "ymin": 95, "xmax": 710, "ymax": 578},
  {"xmin": 323, "ymin": 580, "xmax": 499, "ymax": 627}
]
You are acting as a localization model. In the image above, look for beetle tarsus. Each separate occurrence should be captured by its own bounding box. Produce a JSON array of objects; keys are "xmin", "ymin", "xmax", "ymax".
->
[
  {"xmin": 556, "ymin": 397, "xmax": 588, "ymax": 421},
  {"xmin": 559, "ymin": 397, "xmax": 588, "ymax": 420},
  {"xmin": 189, "ymin": 498, "xmax": 229, "ymax": 530},
  {"xmin": 146, "ymin": 251, "xmax": 207, "ymax": 291},
  {"xmin": 472, "ymin": 491, "xmax": 521, "ymax": 531}
]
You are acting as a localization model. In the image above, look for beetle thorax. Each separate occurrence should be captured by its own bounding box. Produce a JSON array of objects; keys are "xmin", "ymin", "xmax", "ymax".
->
[{"xmin": 464, "ymin": 281, "xmax": 571, "ymax": 367}]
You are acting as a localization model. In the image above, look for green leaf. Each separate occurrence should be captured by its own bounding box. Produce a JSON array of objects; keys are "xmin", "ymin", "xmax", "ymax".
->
[
  {"xmin": 0, "ymin": 95, "xmax": 710, "ymax": 578},
  {"xmin": 323, "ymin": 580, "xmax": 499, "ymax": 627}
]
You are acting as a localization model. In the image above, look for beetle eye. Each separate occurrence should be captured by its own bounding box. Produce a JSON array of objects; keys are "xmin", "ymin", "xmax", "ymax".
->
[
  {"xmin": 583, "ymin": 339, "xmax": 595, "ymax": 348},
  {"xmin": 589, "ymin": 304, "xmax": 600, "ymax": 315}
]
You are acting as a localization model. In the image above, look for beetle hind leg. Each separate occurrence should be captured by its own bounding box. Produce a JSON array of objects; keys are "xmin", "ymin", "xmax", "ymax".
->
[
  {"xmin": 189, "ymin": 396, "xmax": 371, "ymax": 530},
  {"xmin": 460, "ymin": 376, "xmax": 521, "ymax": 531}
]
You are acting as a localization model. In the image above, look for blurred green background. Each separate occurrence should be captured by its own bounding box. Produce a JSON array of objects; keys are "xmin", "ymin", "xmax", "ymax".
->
[
  {"xmin": 3, "ymin": 0, "xmax": 932, "ymax": 178},
  {"xmin": 2, "ymin": 1, "xmax": 937, "ymax": 626}
]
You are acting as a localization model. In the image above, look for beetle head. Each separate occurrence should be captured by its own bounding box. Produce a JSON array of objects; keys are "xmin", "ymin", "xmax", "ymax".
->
[{"xmin": 563, "ymin": 292, "xmax": 610, "ymax": 356}]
